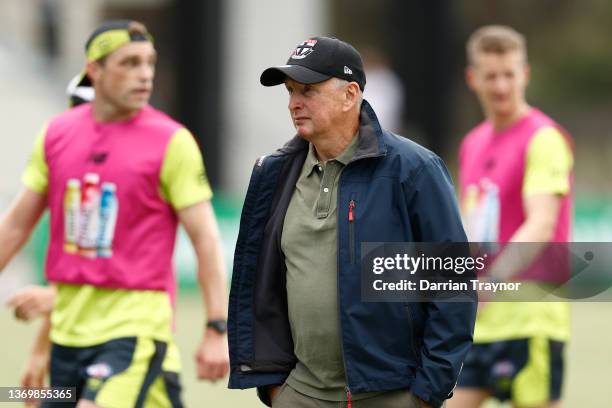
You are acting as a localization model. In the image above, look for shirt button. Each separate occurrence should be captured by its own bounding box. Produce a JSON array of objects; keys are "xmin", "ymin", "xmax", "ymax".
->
[{"xmin": 323, "ymin": 187, "xmax": 329, "ymax": 193}]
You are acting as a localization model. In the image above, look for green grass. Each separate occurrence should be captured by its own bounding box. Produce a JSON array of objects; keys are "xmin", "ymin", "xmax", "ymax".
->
[{"xmin": 1, "ymin": 298, "xmax": 611, "ymax": 407}]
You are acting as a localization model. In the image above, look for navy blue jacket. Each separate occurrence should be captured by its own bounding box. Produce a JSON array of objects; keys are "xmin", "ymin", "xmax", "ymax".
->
[{"xmin": 228, "ymin": 101, "xmax": 476, "ymax": 407}]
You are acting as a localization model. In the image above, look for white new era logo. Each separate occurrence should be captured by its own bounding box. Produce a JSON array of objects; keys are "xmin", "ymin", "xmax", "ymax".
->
[{"xmin": 344, "ymin": 66, "xmax": 352, "ymax": 75}]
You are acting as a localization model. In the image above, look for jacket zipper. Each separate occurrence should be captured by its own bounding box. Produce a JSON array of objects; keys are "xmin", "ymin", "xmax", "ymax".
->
[
  {"xmin": 348, "ymin": 199, "xmax": 356, "ymax": 265},
  {"xmin": 340, "ymin": 196, "xmax": 356, "ymax": 406}
]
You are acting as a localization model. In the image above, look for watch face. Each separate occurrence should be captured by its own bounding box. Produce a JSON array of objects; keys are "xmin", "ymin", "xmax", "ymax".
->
[{"xmin": 207, "ymin": 320, "xmax": 227, "ymax": 333}]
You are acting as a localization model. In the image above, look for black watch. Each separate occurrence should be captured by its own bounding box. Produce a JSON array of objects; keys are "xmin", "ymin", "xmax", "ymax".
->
[{"xmin": 206, "ymin": 319, "xmax": 228, "ymax": 334}]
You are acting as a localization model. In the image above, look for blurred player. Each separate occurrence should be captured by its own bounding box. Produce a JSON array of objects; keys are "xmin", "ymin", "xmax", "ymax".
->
[
  {"xmin": 7, "ymin": 72, "xmax": 187, "ymax": 408},
  {"xmin": 0, "ymin": 20, "xmax": 229, "ymax": 407},
  {"xmin": 449, "ymin": 26, "xmax": 574, "ymax": 408}
]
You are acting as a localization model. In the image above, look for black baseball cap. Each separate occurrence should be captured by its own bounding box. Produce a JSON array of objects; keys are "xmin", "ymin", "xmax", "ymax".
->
[{"xmin": 261, "ymin": 36, "xmax": 366, "ymax": 91}]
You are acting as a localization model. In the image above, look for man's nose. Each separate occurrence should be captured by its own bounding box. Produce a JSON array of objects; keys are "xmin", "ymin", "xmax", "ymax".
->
[
  {"xmin": 288, "ymin": 93, "xmax": 303, "ymax": 112},
  {"xmin": 139, "ymin": 63, "xmax": 154, "ymax": 82},
  {"xmin": 492, "ymin": 76, "xmax": 509, "ymax": 93}
]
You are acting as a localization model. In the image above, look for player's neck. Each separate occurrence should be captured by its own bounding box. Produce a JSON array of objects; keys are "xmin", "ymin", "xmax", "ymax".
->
[
  {"xmin": 490, "ymin": 103, "xmax": 530, "ymax": 132},
  {"xmin": 92, "ymin": 99, "xmax": 142, "ymax": 123}
]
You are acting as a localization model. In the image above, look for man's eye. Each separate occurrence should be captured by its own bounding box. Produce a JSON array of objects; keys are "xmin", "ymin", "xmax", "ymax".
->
[{"xmin": 121, "ymin": 58, "xmax": 140, "ymax": 66}]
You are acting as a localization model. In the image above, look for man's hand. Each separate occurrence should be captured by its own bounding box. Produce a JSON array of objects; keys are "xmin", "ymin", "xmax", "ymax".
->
[
  {"xmin": 7, "ymin": 286, "xmax": 56, "ymax": 321},
  {"xmin": 417, "ymin": 397, "xmax": 432, "ymax": 408},
  {"xmin": 267, "ymin": 384, "xmax": 282, "ymax": 404},
  {"xmin": 194, "ymin": 328, "xmax": 230, "ymax": 381}
]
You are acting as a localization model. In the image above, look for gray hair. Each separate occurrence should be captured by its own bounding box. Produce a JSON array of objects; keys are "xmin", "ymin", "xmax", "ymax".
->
[{"xmin": 333, "ymin": 77, "xmax": 363, "ymax": 109}]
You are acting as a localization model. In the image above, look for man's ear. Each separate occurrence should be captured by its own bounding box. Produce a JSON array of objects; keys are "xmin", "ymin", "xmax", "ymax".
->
[
  {"xmin": 524, "ymin": 63, "xmax": 531, "ymax": 86},
  {"xmin": 343, "ymin": 82, "xmax": 361, "ymax": 112},
  {"xmin": 86, "ymin": 61, "xmax": 101, "ymax": 85},
  {"xmin": 465, "ymin": 66, "xmax": 476, "ymax": 92}
]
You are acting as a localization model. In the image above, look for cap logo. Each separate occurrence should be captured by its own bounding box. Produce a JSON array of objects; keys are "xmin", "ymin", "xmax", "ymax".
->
[
  {"xmin": 291, "ymin": 39, "xmax": 318, "ymax": 60},
  {"xmin": 344, "ymin": 66, "xmax": 352, "ymax": 75}
]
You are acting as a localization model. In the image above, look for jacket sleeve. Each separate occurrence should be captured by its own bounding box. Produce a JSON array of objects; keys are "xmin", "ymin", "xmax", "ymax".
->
[{"xmin": 403, "ymin": 156, "xmax": 477, "ymax": 408}]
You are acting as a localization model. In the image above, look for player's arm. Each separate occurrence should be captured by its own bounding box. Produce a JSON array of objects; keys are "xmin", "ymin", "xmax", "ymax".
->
[
  {"xmin": 489, "ymin": 127, "xmax": 572, "ymax": 281},
  {"xmin": 1, "ymin": 125, "xmax": 49, "ymax": 273},
  {"xmin": 510, "ymin": 193, "xmax": 561, "ymax": 242},
  {"xmin": 0, "ymin": 189, "xmax": 47, "ymax": 272},
  {"xmin": 487, "ymin": 194, "xmax": 561, "ymax": 282},
  {"xmin": 178, "ymin": 202, "xmax": 227, "ymax": 322},
  {"xmin": 160, "ymin": 128, "xmax": 229, "ymax": 381},
  {"xmin": 178, "ymin": 202, "xmax": 229, "ymax": 381},
  {"xmin": 20, "ymin": 315, "xmax": 51, "ymax": 393}
]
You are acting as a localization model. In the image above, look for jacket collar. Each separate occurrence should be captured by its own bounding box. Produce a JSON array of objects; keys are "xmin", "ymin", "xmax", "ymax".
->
[{"xmin": 277, "ymin": 99, "xmax": 387, "ymax": 161}]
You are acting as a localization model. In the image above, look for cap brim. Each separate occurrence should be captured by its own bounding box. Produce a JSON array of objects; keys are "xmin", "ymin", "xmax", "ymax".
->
[
  {"xmin": 260, "ymin": 65, "xmax": 331, "ymax": 87},
  {"xmin": 68, "ymin": 70, "xmax": 92, "ymax": 89},
  {"xmin": 66, "ymin": 71, "xmax": 95, "ymax": 107}
]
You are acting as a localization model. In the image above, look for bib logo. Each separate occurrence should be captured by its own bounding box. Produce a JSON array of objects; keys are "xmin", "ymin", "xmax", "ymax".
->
[
  {"xmin": 89, "ymin": 151, "xmax": 109, "ymax": 164},
  {"xmin": 291, "ymin": 39, "xmax": 317, "ymax": 60},
  {"xmin": 86, "ymin": 362, "xmax": 113, "ymax": 379}
]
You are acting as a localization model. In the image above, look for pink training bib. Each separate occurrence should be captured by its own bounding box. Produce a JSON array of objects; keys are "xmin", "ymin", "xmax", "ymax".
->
[
  {"xmin": 459, "ymin": 108, "xmax": 573, "ymax": 283},
  {"xmin": 44, "ymin": 103, "xmax": 182, "ymax": 292}
]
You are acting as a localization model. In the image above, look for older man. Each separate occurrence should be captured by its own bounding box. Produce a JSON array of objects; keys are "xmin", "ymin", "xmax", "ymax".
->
[{"xmin": 227, "ymin": 36, "xmax": 476, "ymax": 408}]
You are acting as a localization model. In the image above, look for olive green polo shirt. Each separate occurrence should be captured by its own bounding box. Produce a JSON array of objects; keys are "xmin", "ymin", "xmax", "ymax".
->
[{"xmin": 281, "ymin": 134, "xmax": 361, "ymax": 401}]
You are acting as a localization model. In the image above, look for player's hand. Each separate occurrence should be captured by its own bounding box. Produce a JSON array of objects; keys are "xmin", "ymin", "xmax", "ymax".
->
[
  {"xmin": 6, "ymin": 286, "xmax": 56, "ymax": 321},
  {"xmin": 194, "ymin": 329, "xmax": 230, "ymax": 381},
  {"xmin": 20, "ymin": 350, "xmax": 49, "ymax": 407}
]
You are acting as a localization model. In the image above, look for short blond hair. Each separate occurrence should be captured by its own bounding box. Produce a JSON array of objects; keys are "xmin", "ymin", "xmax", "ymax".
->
[
  {"xmin": 466, "ymin": 25, "xmax": 526, "ymax": 65},
  {"xmin": 127, "ymin": 21, "xmax": 149, "ymax": 38}
]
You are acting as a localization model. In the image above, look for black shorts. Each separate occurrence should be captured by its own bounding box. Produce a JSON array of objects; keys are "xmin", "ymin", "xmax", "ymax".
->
[
  {"xmin": 457, "ymin": 337, "xmax": 564, "ymax": 406},
  {"xmin": 42, "ymin": 337, "xmax": 183, "ymax": 408}
]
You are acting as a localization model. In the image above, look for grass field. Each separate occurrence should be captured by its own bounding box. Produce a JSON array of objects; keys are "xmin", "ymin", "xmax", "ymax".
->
[{"xmin": 1, "ymin": 297, "xmax": 612, "ymax": 407}]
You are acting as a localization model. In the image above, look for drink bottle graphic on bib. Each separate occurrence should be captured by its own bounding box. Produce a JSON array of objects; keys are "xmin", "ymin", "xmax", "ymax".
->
[
  {"xmin": 63, "ymin": 172, "xmax": 118, "ymax": 259},
  {"xmin": 97, "ymin": 182, "xmax": 118, "ymax": 258},
  {"xmin": 63, "ymin": 179, "xmax": 81, "ymax": 253}
]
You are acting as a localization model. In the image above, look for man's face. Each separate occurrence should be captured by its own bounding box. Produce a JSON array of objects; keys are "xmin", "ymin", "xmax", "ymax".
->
[
  {"xmin": 89, "ymin": 41, "xmax": 156, "ymax": 112},
  {"xmin": 285, "ymin": 78, "xmax": 347, "ymax": 141},
  {"xmin": 467, "ymin": 50, "xmax": 529, "ymax": 119}
]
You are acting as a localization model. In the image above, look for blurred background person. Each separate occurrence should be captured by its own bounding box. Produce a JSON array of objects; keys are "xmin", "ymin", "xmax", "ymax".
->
[
  {"xmin": 449, "ymin": 25, "xmax": 573, "ymax": 408},
  {"xmin": 0, "ymin": 19, "xmax": 229, "ymax": 407},
  {"xmin": 361, "ymin": 47, "xmax": 405, "ymax": 134},
  {"xmin": 4, "ymin": 74, "xmax": 187, "ymax": 407}
]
